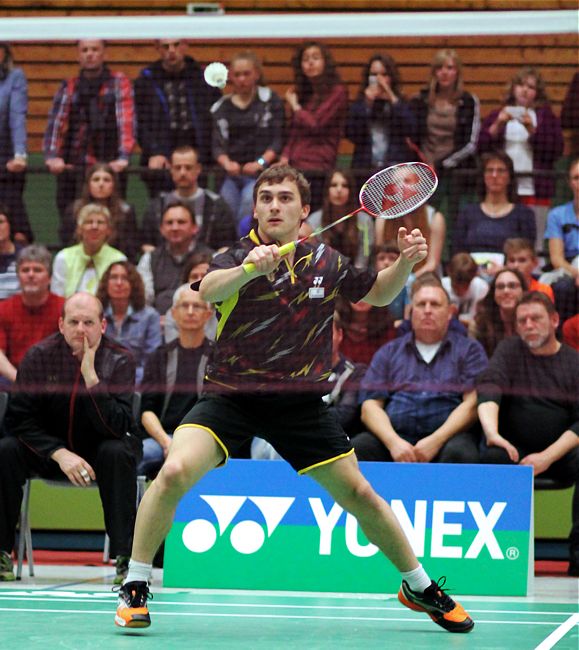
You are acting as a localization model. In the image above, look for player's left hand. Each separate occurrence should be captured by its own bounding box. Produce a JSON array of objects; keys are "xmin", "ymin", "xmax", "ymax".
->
[
  {"xmin": 398, "ymin": 227, "xmax": 428, "ymax": 267},
  {"xmin": 519, "ymin": 452, "xmax": 551, "ymax": 476}
]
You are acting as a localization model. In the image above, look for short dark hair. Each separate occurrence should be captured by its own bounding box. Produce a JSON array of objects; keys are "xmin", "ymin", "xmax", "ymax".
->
[
  {"xmin": 161, "ymin": 199, "xmax": 195, "ymax": 223},
  {"xmin": 516, "ymin": 290, "xmax": 557, "ymax": 317},
  {"xmin": 447, "ymin": 252, "xmax": 478, "ymax": 284},
  {"xmin": 503, "ymin": 238, "xmax": 535, "ymax": 258},
  {"xmin": 410, "ymin": 272, "xmax": 447, "ymax": 300},
  {"xmin": 253, "ymin": 164, "xmax": 311, "ymax": 207}
]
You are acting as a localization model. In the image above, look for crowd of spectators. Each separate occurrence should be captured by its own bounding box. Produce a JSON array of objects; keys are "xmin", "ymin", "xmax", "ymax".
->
[{"xmin": 0, "ymin": 38, "xmax": 576, "ymax": 581}]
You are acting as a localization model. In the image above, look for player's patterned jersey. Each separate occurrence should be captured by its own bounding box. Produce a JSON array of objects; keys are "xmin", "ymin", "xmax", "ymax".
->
[{"xmin": 205, "ymin": 230, "xmax": 376, "ymax": 392}]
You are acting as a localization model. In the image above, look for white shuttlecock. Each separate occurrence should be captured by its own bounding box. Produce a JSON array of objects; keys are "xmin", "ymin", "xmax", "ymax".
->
[{"xmin": 204, "ymin": 62, "xmax": 228, "ymax": 88}]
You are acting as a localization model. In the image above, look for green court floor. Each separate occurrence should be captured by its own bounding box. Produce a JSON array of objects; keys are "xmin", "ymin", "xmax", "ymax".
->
[{"xmin": 1, "ymin": 586, "xmax": 577, "ymax": 649}]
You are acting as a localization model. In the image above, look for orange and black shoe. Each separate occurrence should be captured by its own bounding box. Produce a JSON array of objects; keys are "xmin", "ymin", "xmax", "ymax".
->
[
  {"xmin": 398, "ymin": 576, "xmax": 474, "ymax": 633},
  {"xmin": 114, "ymin": 581, "xmax": 152, "ymax": 628}
]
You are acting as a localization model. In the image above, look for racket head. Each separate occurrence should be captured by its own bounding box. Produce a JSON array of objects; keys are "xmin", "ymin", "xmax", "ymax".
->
[{"xmin": 359, "ymin": 162, "xmax": 438, "ymax": 220}]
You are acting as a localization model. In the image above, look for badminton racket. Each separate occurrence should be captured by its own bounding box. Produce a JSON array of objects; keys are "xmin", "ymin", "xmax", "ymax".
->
[{"xmin": 243, "ymin": 162, "xmax": 438, "ymax": 274}]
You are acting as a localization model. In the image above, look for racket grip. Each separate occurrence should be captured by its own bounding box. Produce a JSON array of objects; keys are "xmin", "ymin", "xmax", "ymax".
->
[{"xmin": 242, "ymin": 241, "xmax": 297, "ymax": 274}]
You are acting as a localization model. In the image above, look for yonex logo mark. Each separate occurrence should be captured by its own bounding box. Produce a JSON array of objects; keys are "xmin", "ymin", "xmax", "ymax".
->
[{"xmin": 182, "ymin": 495, "xmax": 295, "ymax": 554}]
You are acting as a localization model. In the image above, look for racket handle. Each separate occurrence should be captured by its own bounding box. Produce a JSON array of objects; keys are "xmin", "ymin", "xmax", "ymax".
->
[{"xmin": 242, "ymin": 241, "xmax": 297, "ymax": 274}]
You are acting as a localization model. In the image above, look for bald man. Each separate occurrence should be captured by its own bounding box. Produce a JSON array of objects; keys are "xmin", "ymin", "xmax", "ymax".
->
[{"xmin": 0, "ymin": 292, "xmax": 141, "ymax": 583}]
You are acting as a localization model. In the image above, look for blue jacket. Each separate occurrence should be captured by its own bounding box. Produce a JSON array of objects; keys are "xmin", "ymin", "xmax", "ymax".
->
[{"xmin": 0, "ymin": 67, "xmax": 27, "ymax": 164}]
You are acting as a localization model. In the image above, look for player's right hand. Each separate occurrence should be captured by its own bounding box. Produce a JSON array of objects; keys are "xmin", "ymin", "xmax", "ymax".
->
[{"xmin": 243, "ymin": 244, "xmax": 282, "ymax": 276}]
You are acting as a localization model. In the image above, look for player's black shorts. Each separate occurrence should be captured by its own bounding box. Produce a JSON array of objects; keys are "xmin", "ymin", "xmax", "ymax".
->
[{"xmin": 176, "ymin": 392, "xmax": 354, "ymax": 473}]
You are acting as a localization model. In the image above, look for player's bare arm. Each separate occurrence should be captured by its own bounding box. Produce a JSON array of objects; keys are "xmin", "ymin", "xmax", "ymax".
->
[{"xmin": 363, "ymin": 227, "xmax": 428, "ymax": 307}]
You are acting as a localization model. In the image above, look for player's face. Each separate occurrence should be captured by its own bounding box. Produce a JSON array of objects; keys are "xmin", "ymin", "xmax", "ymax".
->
[
  {"xmin": 494, "ymin": 271, "xmax": 523, "ymax": 311},
  {"xmin": 18, "ymin": 261, "xmax": 51, "ymax": 297},
  {"xmin": 172, "ymin": 289, "xmax": 212, "ymax": 332},
  {"xmin": 89, "ymin": 170, "xmax": 114, "ymax": 200},
  {"xmin": 230, "ymin": 58, "xmax": 259, "ymax": 95},
  {"xmin": 513, "ymin": 75, "xmax": 537, "ymax": 108},
  {"xmin": 516, "ymin": 302, "xmax": 557, "ymax": 351},
  {"xmin": 78, "ymin": 40, "xmax": 105, "ymax": 73},
  {"xmin": 160, "ymin": 206, "xmax": 197, "ymax": 246},
  {"xmin": 483, "ymin": 159, "xmax": 510, "ymax": 195},
  {"xmin": 59, "ymin": 295, "xmax": 106, "ymax": 357},
  {"xmin": 506, "ymin": 250, "xmax": 536, "ymax": 280},
  {"xmin": 157, "ymin": 39, "xmax": 187, "ymax": 72},
  {"xmin": 170, "ymin": 151, "xmax": 201, "ymax": 190},
  {"xmin": 435, "ymin": 58, "xmax": 458, "ymax": 90},
  {"xmin": 328, "ymin": 172, "xmax": 350, "ymax": 207},
  {"xmin": 301, "ymin": 46, "xmax": 325, "ymax": 79},
  {"xmin": 253, "ymin": 179, "xmax": 309, "ymax": 244},
  {"xmin": 107, "ymin": 264, "xmax": 131, "ymax": 302},
  {"xmin": 411, "ymin": 286, "xmax": 452, "ymax": 343}
]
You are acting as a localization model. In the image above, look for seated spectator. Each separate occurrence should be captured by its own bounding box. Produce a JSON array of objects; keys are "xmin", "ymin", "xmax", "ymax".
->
[
  {"xmin": 0, "ymin": 204, "xmax": 21, "ymax": 300},
  {"xmin": 346, "ymin": 53, "xmax": 416, "ymax": 175},
  {"xmin": 307, "ymin": 169, "xmax": 374, "ymax": 268},
  {"xmin": 61, "ymin": 163, "xmax": 140, "ymax": 261},
  {"xmin": 442, "ymin": 252, "xmax": 489, "ymax": 327},
  {"xmin": 252, "ymin": 314, "xmax": 368, "ymax": 460},
  {"xmin": 478, "ymin": 66, "xmax": 563, "ymax": 248},
  {"xmin": 51, "ymin": 203, "xmax": 126, "ymax": 298},
  {"xmin": 476, "ymin": 291, "xmax": 578, "ymax": 576},
  {"xmin": 0, "ymin": 293, "xmax": 141, "ymax": 583},
  {"xmin": 0, "ymin": 42, "xmax": 33, "ymax": 245},
  {"xmin": 452, "ymin": 152, "xmax": 536, "ymax": 265},
  {"xmin": 408, "ymin": 48, "xmax": 480, "ymax": 210},
  {"xmin": 163, "ymin": 250, "xmax": 217, "ymax": 343},
  {"xmin": 0, "ymin": 245, "xmax": 64, "ymax": 383},
  {"xmin": 138, "ymin": 200, "xmax": 212, "ymax": 314},
  {"xmin": 503, "ymin": 237, "xmax": 554, "ymax": 300},
  {"xmin": 138, "ymin": 285, "xmax": 214, "ymax": 478},
  {"xmin": 134, "ymin": 39, "xmax": 220, "ymax": 197},
  {"xmin": 542, "ymin": 156, "xmax": 579, "ymax": 284},
  {"xmin": 352, "ymin": 278, "xmax": 487, "ymax": 463},
  {"xmin": 377, "ymin": 202, "xmax": 446, "ymax": 279},
  {"xmin": 562, "ymin": 313, "xmax": 579, "ymax": 351},
  {"xmin": 96, "ymin": 261, "xmax": 162, "ymax": 384},
  {"xmin": 469, "ymin": 268, "xmax": 528, "ymax": 358},
  {"xmin": 211, "ymin": 50, "xmax": 284, "ymax": 227},
  {"xmin": 281, "ymin": 41, "xmax": 348, "ymax": 211},
  {"xmin": 141, "ymin": 146, "xmax": 236, "ymax": 252}
]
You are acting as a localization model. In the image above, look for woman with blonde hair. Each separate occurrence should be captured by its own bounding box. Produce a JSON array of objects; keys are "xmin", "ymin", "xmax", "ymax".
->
[
  {"xmin": 51, "ymin": 203, "xmax": 126, "ymax": 297},
  {"xmin": 409, "ymin": 48, "xmax": 480, "ymax": 210}
]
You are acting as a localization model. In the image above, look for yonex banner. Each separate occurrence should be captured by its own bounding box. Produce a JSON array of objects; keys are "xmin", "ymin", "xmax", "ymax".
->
[{"xmin": 164, "ymin": 460, "xmax": 533, "ymax": 596}]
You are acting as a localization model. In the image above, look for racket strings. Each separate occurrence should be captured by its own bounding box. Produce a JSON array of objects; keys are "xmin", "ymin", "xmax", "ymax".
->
[{"xmin": 361, "ymin": 164, "xmax": 437, "ymax": 219}]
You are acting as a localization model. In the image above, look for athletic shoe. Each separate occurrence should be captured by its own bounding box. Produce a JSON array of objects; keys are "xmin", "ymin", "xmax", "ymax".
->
[
  {"xmin": 114, "ymin": 581, "xmax": 152, "ymax": 628},
  {"xmin": 113, "ymin": 555, "xmax": 129, "ymax": 586},
  {"xmin": 398, "ymin": 576, "xmax": 474, "ymax": 633},
  {"xmin": 0, "ymin": 551, "xmax": 15, "ymax": 582}
]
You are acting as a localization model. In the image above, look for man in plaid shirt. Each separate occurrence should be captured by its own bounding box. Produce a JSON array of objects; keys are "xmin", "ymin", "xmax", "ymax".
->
[{"xmin": 43, "ymin": 39, "xmax": 135, "ymax": 241}]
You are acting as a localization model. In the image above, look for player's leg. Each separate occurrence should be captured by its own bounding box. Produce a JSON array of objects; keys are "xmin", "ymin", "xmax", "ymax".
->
[
  {"xmin": 307, "ymin": 453, "xmax": 417, "ymax": 571},
  {"xmin": 115, "ymin": 425, "xmax": 224, "ymax": 629},
  {"xmin": 307, "ymin": 454, "xmax": 474, "ymax": 633}
]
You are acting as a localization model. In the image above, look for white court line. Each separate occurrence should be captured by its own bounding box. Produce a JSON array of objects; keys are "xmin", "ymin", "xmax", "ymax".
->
[
  {"xmin": 0, "ymin": 595, "xmax": 574, "ymax": 616},
  {"xmin": 0, "ymin": 606, "xmax": 573, "ymax": 625},
  {"xmin": 534, "ymin": 613, "xmax": 579, "ymax": 650},
  {"xmin": 0, "ymin": 595, "xmax": 574, "ymax": 617}
]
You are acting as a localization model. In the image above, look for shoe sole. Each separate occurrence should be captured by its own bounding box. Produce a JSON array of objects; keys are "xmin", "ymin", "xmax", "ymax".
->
[
  {"xmin": 398, "ymin": 589, "xmax": 475, "ymax": 633},
  {"xmin": 114, "ymin": 614, "xmax": 151, "ymax": 628}
]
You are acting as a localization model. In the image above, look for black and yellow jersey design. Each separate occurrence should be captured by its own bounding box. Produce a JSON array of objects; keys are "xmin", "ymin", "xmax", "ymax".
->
[{"xmin": 205, "ymin": 230, "xmax": 376, "ymax": 393}]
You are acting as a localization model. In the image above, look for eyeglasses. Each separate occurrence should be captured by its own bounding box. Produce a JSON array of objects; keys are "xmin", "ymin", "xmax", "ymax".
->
[
  {"xmin": 495, "ymin": 282, "xmax": 521, "ymax": 291},
  {"xmin": 175, "ymin": 303, "xmax": 209, "ymax": 312}
]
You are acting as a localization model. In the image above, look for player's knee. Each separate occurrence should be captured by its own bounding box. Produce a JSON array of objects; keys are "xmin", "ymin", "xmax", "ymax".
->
[
  {"xmin": 338, "ymin": 477, "xmax": 378, "ymax": 512},
  {"xmin": 156, "ymin": 458, "xmax": 190, "ymax": 494}
]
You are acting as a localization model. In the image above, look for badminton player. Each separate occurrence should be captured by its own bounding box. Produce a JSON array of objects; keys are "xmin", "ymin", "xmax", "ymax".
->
[{"xmin": 115, "ymin": 164, "xmax": 474, "ymax": 634}]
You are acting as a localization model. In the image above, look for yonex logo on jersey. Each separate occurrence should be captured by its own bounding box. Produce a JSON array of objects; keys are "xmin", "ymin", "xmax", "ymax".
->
[
  {"xmin": 309, "ymin": 276, "xmax": 325, "ymax": 299},
  {"xmin": 181, "ymin": 495, "xmax": 295, "ymax": 554}
]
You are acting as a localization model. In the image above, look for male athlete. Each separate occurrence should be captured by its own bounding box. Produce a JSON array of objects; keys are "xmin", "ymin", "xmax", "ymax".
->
[{"xmin": 115, "ymin": 165, "xmax": 474, "ymax": 634}]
